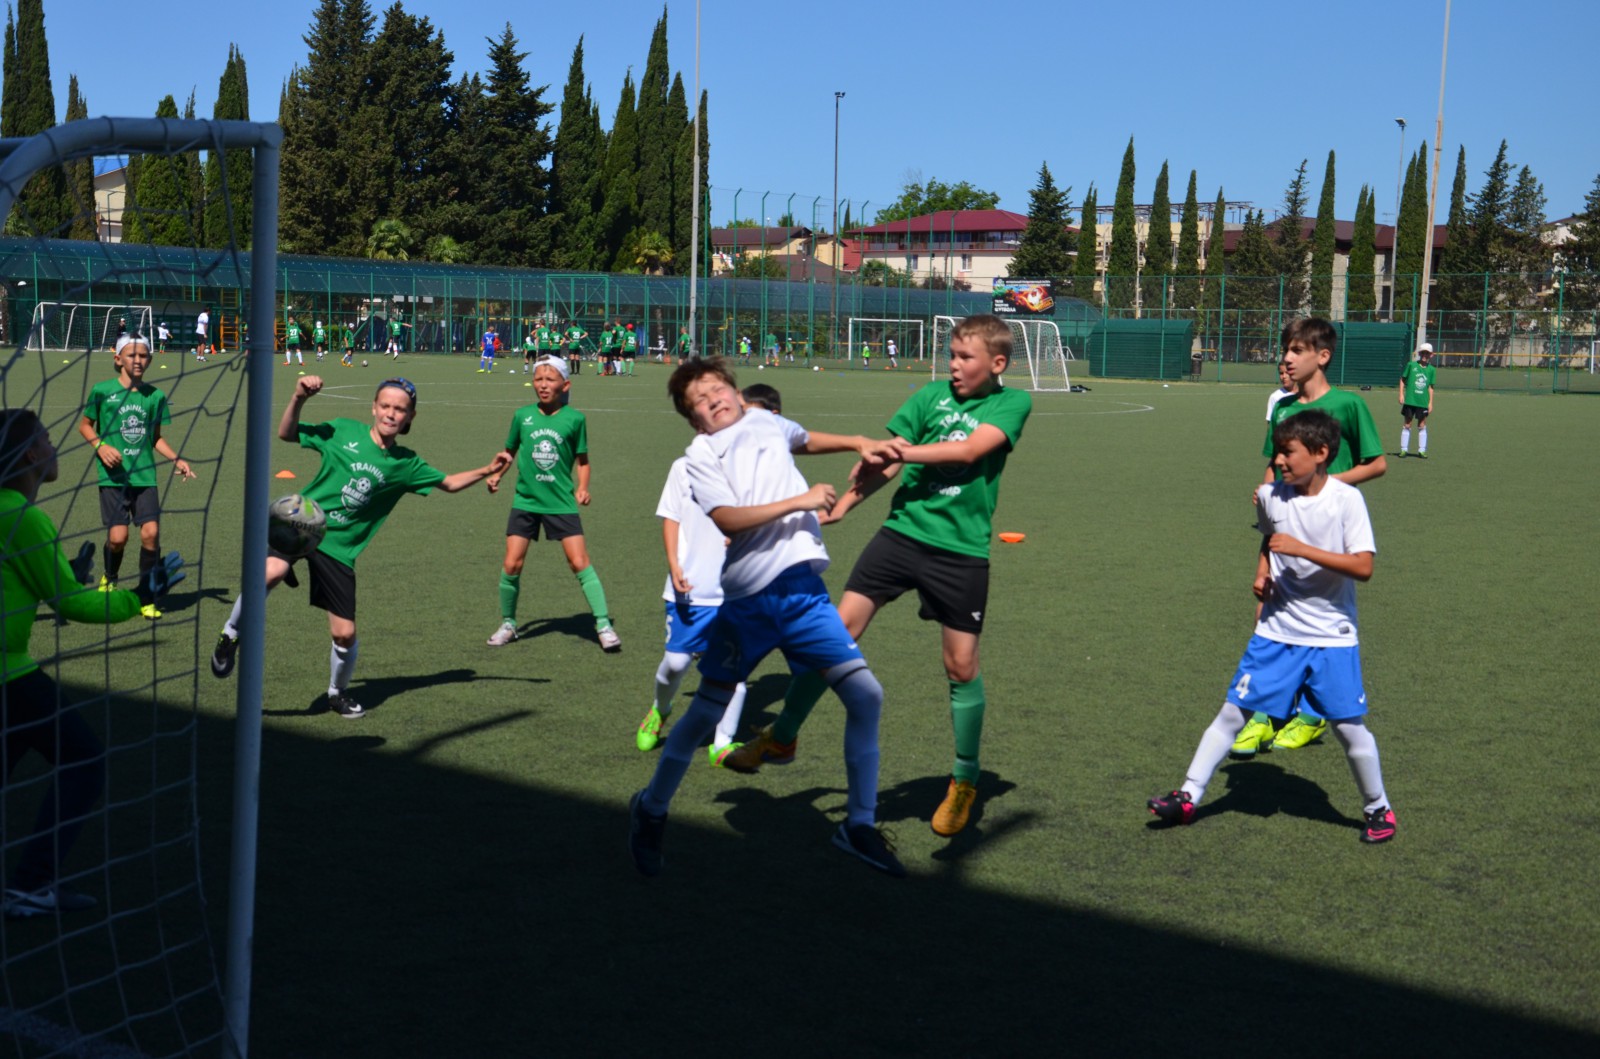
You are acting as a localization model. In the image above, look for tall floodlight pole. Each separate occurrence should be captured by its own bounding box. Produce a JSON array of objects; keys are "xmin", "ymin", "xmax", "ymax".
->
[
  {"xmin": 1391, "ymin": 117, "xmax": 1406, "ymax": 318},
  {"xmin": 832, "ymin": 90, "xmax": 844, "ymax": 357},
  {"xmin": 1416, "ymin": 0, "xmax": 1451, "ymax": 346},
  {"xmin": 688, "ymin": 0, "xmax": 701, "ymax": 351}
]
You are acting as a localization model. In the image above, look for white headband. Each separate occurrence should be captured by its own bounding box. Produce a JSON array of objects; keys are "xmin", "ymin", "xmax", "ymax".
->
[{"xmin": 535, "ymin": 355, "xmax": 570, "ymax": 380}]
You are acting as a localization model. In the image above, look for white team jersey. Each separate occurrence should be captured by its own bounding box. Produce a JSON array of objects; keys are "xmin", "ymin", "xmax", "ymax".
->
[
  {"xmin": 1266, "ymin": 387, "xmax": 1294, "ymax": 421},
  {"xmin": 657, "ymin": 457, "xmax": 727, "ymax": 607},
  {"xmin": 684, "ymin": 409, "xmax": 825, "ymax": 600},
  {"xmin": 887, "ymin": 340, "xmax": 897, "ymax": 357},
  {"xmin": 195, "ymin": 312, "xmax": 209, "ymax": 336},
  {"xmin": 1253, "ymin": 476, "xmax": 1376, "ymax": 647}
]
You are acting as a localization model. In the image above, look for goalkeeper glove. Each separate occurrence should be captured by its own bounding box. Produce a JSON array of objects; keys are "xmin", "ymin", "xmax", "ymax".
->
[{"xmin": 137, "ymin": 551, "xmax": 186, "ymax": 606}]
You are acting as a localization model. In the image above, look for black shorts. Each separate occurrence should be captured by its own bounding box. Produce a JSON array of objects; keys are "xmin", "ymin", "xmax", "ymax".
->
[
  {"xmin": 844, "ymin": 527, "xmax": 990, "ymax": 634},
  {"xmin": 272, "ymin": 546, "xmax": 357, "ymax": 621},
  {"xmin": 99, "ymin": 484, "xmax": 160, "ymax": 528},
  {"xmin": 1401, "ymin": 403, "xmax": 1429, "ymax": 421},
  {"xmin": 506, "ymin": 510, "xmax": 584, "ymax": 542}
]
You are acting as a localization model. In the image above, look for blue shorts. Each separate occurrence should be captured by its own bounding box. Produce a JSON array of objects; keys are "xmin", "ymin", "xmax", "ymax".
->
[
  {"xmin": 664, "ymin": 601, "xmax": 719, "ymax": 654},
  {"xmin": 1225, "ymin": 636, "xmax": 1368, "ymax": 721},
  {"xmin": 698, "ymin": 564, "xmax": 863, "ymax": 684}
]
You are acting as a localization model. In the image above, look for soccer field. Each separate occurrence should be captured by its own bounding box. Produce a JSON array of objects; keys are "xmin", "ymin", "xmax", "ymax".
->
[{"xmin": 8, "ymin": 353, "xmax": 1599, "ymax": 1055}]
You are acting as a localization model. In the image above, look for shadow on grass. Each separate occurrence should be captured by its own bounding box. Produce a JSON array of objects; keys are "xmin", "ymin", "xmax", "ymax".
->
[
  {"xmin": 512, "ymin": 612, "xmax": 600, "ymax": 646},
  {"xmin": 262, "ymin": 666, "xmax": 545, "ymax": 718}
]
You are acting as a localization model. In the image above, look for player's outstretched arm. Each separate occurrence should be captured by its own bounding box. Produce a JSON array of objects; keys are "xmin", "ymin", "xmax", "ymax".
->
[
  {"xmin": 820, "ymin": 458, "xmax": 903, "ymax": 525},
  {"xmin": 442, "ymin": 450, "xmax": 513, "ymax": 494},
  {"xmin": 278, "ymin": 376, "xmax": 323, "ymax": 441},
  {"xmin": 709, "ymin": 482, "xmax": 836, "ymax": 535},
  {"xmin": 1266, "ymin": 534, "xmax": 1374, "ymax": 582},
  {"xmin": 894, "ymin": 423, "xmax": 1009, "ymax": 466},
  {"xmin": 797, "ymin": 431, "xmax": 897, "ymax": 465}
]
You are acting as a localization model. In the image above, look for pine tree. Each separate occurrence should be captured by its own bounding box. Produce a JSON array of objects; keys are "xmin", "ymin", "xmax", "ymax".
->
[
  {"xmin": 1201, "ymin": 188, "xmax": 1228, "ymax": 333},
  {"xmin": 1309, "ymin": 151, "xmax": 1337, "ymax": 312},
  {"xmin": 1468, "ymin": 140, "xmax": 1512, "ymax": 276},
  {"xmin": 1106, "ymin": 137, "xmax": 1138, "ymax": 310},
  {"xmin": 634, "ymin": 9, "xmax": 674, "ymax": 239},
  {"xmin": 1436, "ymin": 146, "xmax": 1473, "ymax": 310},
  {"xmin": 1229, "ymin": 209, "xmax": 1277, "ymax": 323},
  {"xmin": 1143, "ymin": 160, "xmax": 1173, "ymax": 312},
  {"xmin": 1273, "ymin": 159, "xmax": 1310, "ymax": 312},
  {"xmin": 1173, "ymin": 170, "xmax": 1200, "ymax": 313},
  {"xmin": 1394, "ymin": 143, "xmax": 1429, "ymax": 317},
  {"xmin": 1347, "ymin": 186, "xmax": 1378, "ymax": 316},
  {"xmin": 367, "ymin": 9, "xmax": 454, "ymax": 241},
  {"xmin": 203, "ymin": 47, "xmax": 253, "ymax": 247},
  {"xmin": 467, "ymin": 24, "xmax": 554, "ymax": 266},
  {"xmin": 123, "ymin": 95, "xmax": 192, "ymax": 246},
  {"xmin": 1008, "ymin": 162, "xmax": 1073, "ymax": 281},
  {"xmin": 2, "ymin": 0, "xmax": 69, "ymax": 236},
  {"xmin": 599, "ymin": 72, "xmax": 640, "ymax": 271},
  {"xmin": 1563, "ymin": 173, "xmax": 1600, "ymax": 311},
  {"xmin": 1073, "ymin": 184, "xmax": 1098, "ymax": 292},
  {"xmin": 551, "ymin": 37, "xmax": 606, "ymax": 270},
  {"xmin": 63, "ymin": 75, "xmax": 96, "ymax": 239}
]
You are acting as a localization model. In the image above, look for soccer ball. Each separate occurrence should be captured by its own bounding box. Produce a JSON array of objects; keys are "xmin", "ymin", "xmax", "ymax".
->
[
  {"xmin": 267, "ymin": 493, "xmax": 327, "ymax": 558},
  {"xmin": 361, "ymin": 359, "xmax": 368, "ymax": 367},
  {"xmin": 813, "ymin": 365, "xmax": 820, "ymax": 372}
]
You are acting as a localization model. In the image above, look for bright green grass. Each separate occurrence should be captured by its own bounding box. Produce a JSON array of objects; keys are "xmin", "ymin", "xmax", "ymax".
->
[{"xmin": 8, "ymin": 352, "xmax": 1599, "ymax": 1055}]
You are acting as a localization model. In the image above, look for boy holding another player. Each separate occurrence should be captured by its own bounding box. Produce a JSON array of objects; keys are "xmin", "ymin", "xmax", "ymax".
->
[
  {"xmin": 724, "ymin": 314, "xmax": 1031, "ymax": 838},
  {"xmin": 628, "ymin": 358, "xmax": 904, "ymax": 877},
  {"xmin": 1149, "ymin": 409, "xmax": 1396, "ymax": 844},
  {"xmin": 208, "ymin": 377, "xmax": 509, "ymax": 717},
  {"xmin": 78, "ymin": 335, "xmax": 197, "ymax": 617},
  {"xmin": 1234, "ymin": 317, "xmax": 1386, "ymax": 755},
  {"xmin": 484, "ymin": 358, "xmax": 620, "ymax": 652}
]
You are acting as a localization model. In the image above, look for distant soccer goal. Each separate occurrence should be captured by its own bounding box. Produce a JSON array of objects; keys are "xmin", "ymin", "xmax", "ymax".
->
[
  {"xmin": 27, "ymin": 302, "xmax": 153, "ymax": 352},
  {"xmin": 933, "ymin": 315, "xmax": 1072, "ymax": 392},
  {"xmin": 846, "ymin": 317, "xmax": 924, "ymax": 363}
]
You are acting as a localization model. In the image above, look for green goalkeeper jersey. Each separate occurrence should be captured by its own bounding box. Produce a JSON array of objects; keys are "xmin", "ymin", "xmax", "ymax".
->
[
  {"xmin": 295, "ymin": 418, "xmax": 446, "ymax": 566},
  {"xmin": 1264, "ymin": 387, "xmax": 1383, "ymax": 476},
  {"xmin": 504, "ymin": 404, "xmax": 587, "ymax": 515},
  {"xmin": 83, "ymin": 378, "xmax": 171, "ymax": 488},
  {"xmin": 882, "ymin": 380, "xmax": 1032, "ymax": 560}
]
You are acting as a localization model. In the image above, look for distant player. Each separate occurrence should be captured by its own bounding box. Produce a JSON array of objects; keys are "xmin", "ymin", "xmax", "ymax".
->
[
  {"xmin": 208, "ymin": 376, "xmax": 510, "ymax": 717},
  {"xmin": 484, "ymin": 357, "xmax": 621, "ymax": 653},
  {"xmin": 674, "ymin": 326, "xmax": 692, "ymax": 364},
  {"xmin": 521, "ymin": 328, "xmax": 538, "ymax": 374},
  {"xmin": 1267, "ymin": 360, "xmax": 1297, "ymax": 421},
  {"xmin": 194, "ymin": 308, "xmax": 211, "ymax": 361},
  {"xmin": 766, "ymin": 331, "xmax": 779, "ymax": 367},
  {"xmin": 77, "ymin": 334, "xmax": 197, "ymax": 618},
  {"xmin": 477, "ymin": 326, "xmax": 497, "ymax": 373},
  {"xmin": 627, "ymin": 357, "xmax": 903, "ymax": 878},
  {"xmin": 340, "ymin": 322, "xmax": 357, "ymax": 367},
  {"xmin": 566, "ymin": 320, "xmax": 588, "ymax": 378},
  {"xmin": 860, "ymin": 341, "xmax": 872, "ymax": 370},
  {"xmin": 726, "ymin": 315, "xmax": 1031, "ymax": 838},
  {"xmin": 1, "ymin": 409, "xmax": 182, "ymax": 919},
  {"xmin": 285, "ymin": 317, "xmax": 304, "ymax": 366},
  {"xmin": 652, "ymin": 333, "xmax": 668, "ymax": 363},
  {"xmin": 737, "ymin": 334, "xmax": 752, "ymax": 365},
  {"xmin": 886, "ymin": 337, "xmax": 899, "ymax": 369},
  {"xmin": 386, "ymin": 313, "xmax": 406, "ymax": 358},
  {"xmin": 156, "ymin": 321, "xmax": 171, "ymax": 354},
  {"xmin": 1148, "ymin": 409, "xmax": 1397, "ymax": 845},
  {"xmin": 621, "ymin": 323, "xmax": 638, "ymax": 376},
  {"xmin": 313, "ymin": 320, "xmax": 329, "ymax": 361},
  {"xmin": 1398, "ymin": 342, "xmax": 1436, "ymax": 458}
]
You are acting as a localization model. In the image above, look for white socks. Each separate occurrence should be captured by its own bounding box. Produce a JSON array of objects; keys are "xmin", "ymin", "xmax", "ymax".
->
[
  {"xmin": 329, "ymin": 639, "xmax": 358, "ymax": 695},
  {"xmin": 1332, "ymin": 720, "xmax": 1389, "ymax": 813},
  {"xmin": 1182, "ymin": 703, "xmax": 1249, "ymax": 803},
  {"xmin": 1400, "ymin": 426, "xmax": 1411, "ymax": 453},
  {"xmin": 1418, "ymin": 427, "xmax": 1427, "ymax": 454}
]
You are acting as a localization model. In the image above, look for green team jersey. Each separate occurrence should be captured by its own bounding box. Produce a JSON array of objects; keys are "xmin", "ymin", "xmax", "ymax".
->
[
  {"xmin": 295, "ymin": 418, "xmax": 446, "ymax": 566},
  {"xmin": 675, "ymin": 331, "xmax": 691, "ymax": 353},
  {"xmin": 313, "ymin": 324, "xmax": 327, "ymax": 344},
  {"xmin": 623, "ymin": 330, "xmax": 638, "ymax": 353},
  {"xmin": 342, "ymin": 327, "xmax": 355, "ymax": 350},
  {"xmin": 1264, "ymin": 387, "xmax": 1384, "ymax": 476},
  {"xmin": 565, "ymin": 325, "xmax": 585, "ymax": 349},
  {"xmin": 522, "ymin": 333, "xmax": 538, "ymax": 353},
  {"xmin": 83, "ymin": 378, "xmax": 171, "ymax": 488},
  {"xmin": 882, "ymin": 381, "xmax": 1032, "ymax": 560},
  {"xmin": 287, "ymin": 322, "xmax": 302, "ymax": 345},
  {"xmin": 536, "ymin": 325, "xmax": 555, "ymax": 351},
  {"xmin": 1400, "ymin": 361, "xmax": 1436, "ymax": 405},
  {"xmin": 388, "ymin": 318, "xmax": 403, "ymax": 338},
  {"xmin": 598, "ymin": 326, "xmax": 615, "ymax": 352},
  {"xmin": 765, "ymin": 333, "xmax": 777, "ymax": 350},
  {"xmin": 504, "ymin": 404, "xmax": 587, "ymax": 515},
  {"xmin": 2, "ymin": 488, "xmax": 140, "ymax": 681}
]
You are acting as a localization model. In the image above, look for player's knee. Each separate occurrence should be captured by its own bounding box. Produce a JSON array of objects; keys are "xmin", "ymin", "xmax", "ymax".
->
[
  {"xmin": 566, "ymin": 554, "xmax": 590, "ymax": 574},
  {"xmin": 503, "ymin": 559, "xmax": 524, "ymax": 576},
  {"xmin": 139, "ymin": 523, "xmax": 160, "ymax": 545},
  {"xmin": 944, "ymin": 658, "xmax": 980, "ymax": 683},
  {"xmin": 332, "ymin": 631, "xmax": 356, "ymax": 649}
]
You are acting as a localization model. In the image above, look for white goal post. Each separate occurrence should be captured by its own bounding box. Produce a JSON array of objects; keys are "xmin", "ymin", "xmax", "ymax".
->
[
  {"xmin": 933, "ymin": 315, "xmax": 1073, "ymax": 392},
  {"xmin": 846, "ymin": 317, "xmax": 924, "ymax": 362},
  {"xmin": 27, "ymin": 301, "xmax": 154, "ymax": 352}
]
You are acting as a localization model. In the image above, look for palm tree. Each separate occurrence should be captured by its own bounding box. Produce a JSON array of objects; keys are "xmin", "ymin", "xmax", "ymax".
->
[
  {"xmin": 632, "ymin": 230, "xmax": 674, "ymax": 275},
  {"xmin": 425, "ymin": 234, "xmax": 466, "ymax": 264},
  {"xmin": 366, "ymin": 219, "xmax": 414, "ymax": 261}
]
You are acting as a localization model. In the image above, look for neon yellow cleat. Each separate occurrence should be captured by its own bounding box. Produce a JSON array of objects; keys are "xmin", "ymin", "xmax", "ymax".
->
[
  {"xmin": 1273, "ymin": 714, "xmax": 1327, "ymax": 750},
  {"xmin": 1231, "ymin": 716, "xmax": 1275, "ymax": 757}
]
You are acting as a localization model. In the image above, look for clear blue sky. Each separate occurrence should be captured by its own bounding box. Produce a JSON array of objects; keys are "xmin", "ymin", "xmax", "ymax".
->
[{"xmin": 37, "ymin": 0, "xmax": 1600, "ymax": 227}]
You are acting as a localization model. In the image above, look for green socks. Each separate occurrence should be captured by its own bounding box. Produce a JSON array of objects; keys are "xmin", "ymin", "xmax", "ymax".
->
[
  {"xmin": 499, "ymin": 572, "xmax": 520, "ymax": 622},
  {"xmin": 950, "ymin": 676, "xmax": 986, "ymax": 783},
  {"xmin": 576, "ymin": 565, "xmax": 611, "ymax": 629},
  {"xmin": 772, "ymin": 669, "xmax": 829, "ymax": 745}
]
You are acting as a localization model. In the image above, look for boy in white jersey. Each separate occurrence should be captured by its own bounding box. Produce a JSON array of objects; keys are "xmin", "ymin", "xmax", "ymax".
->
[
  {"xmin": 1148, "ymin": 410, "xmax": 1397, "ymax": 844},
  {"xmin": 628, "ymin": 358, "xmax": 905, "ymax": 877}
]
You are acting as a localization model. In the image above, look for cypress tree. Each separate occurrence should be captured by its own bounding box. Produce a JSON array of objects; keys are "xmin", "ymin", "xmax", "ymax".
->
[
  {"xmin": 1394, "ymin": 144, "xmax": 1429, "ymax": 317},
  {"xmin": 123, "ymin": 95, "xmax": 191, "ymax": 246},
  {"xmin": 1106, "ymin": 137, "xmax": 1138, "ymax": 310},
  {"xmin": 634, "ymin": 8, "xmax": 673, "ymax": 239},
  {"xmin": 1435, "ymin": 146, "xmax": 1472, "ymax": 309},
  {"xmin": 670, "ymin": 89, "xmax": 709, "ymax": 275},
  {"xmin": 551, "ymin": 37, "xmax": 605, "ymax": 270},
  {"xmin": 464, "ymin": 23, "xmax": 553, "ymax": 266},
  {"xmin": 2, "ymin": 0, "xmax": 69, "ymax": 236},
  {"xmin": 183, "ymin": 91, "xmax": 205, "ymax": 242},
  {"xmin": 599, "ymin": 72, "xmax": 640, "ymax": 271},
  {"xmin": 1009, "ymin": 162, "xmax": 1073, "ymax": 280},
  {"xmin": 1144, "ymin": 160, "xmax": 1173, "ymax": 313},
  {"xmin": 367, "ymin": 9, "xmax": 454, "ymax": 240},
  {"xmin": 1201, "ymin": 188, "xmax": 1227, "ymax": 332},
  {"xmin": 1173, "ymin": 170, "xmax": 1200, "ymax": 313},
  {"xmin": 1273, "ymin": 159, "xmax": 1310, "ymax": 312},
  {"xmin": 204, "ymin": 46, "xmax": 252, "ymax": 248},
  {"xmin": 437, "ymin": 73, "xmax": 489, "ymax": 252},
  {"xmin": 64, "ymin": 75, "xmax": 96, "ymax": 240},
  {"xmin": 1073, "ymin": 184, "xmax": 1098, "ymax": 292},
  {"xmin": 1564, "ymin": 174, "xmax": 1600, "ymax": 311},
  {"xmin": 1310, "ymin": 150, "xmax": 1337, "ymax": 312},
  {"xmin": 663, "ymin": 71, "xmax": 688, "ymax": 260},
  {"xmin": 1229, "ymin": 209, "xmax": 1276, "ymax": 323},
  {"xmin": 1347, "ymin": 185, "xmax": 1378, "ymax": 316}
]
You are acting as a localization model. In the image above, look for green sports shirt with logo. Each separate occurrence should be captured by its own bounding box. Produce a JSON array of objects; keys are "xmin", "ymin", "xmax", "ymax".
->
[
  {"xmin": 1264, "ymin": 387, "xmax": 1384, "ymax": 476},
  {"xmin": 598, "ymin": 326, "xmax": 616, "ymax": 352},
  {"xmin": 623, "ymin": 330, "xmax": 638, "ymax": 353},
  {"xmin": 295, "ymin": 418, "xmax": 446, "ymax": 566},
  {"xmin": 286, "ymin": 322, "xmax": 302, "ymax": 345},
  {"xmin": 313, "ymin": 324, "xmax": 327, "ymax": 344},
  {"xmin": 504, "ymin": 404, "xmax": 587, "ymax": 515},
  {"xmin": 565, "ymin": 325, "xmax": 585, "ymax": 349},
  {"xmin": 882, "ymin": 381, "xmax": 1032, "ymax": 560},
  {"xmin": 388, "ymin": 318, "xmax": 404, "ymax": 338},
  {"xmin": 676, "ymin": 332, "xmax": 691, "ymax": 354},
  {"xmin": 536, "ymin": 325, "xmax": 556, "ymax": 351},
  {"xmin": 1400, "ymin": 361, "xmax": 1436, "ymax": 406},
  {"xmin": 83, "ymin": 378, "xmax": 171, "ymax": 488},
  {"xmin": 342, "ymin": 327, "xmax": 355, "ymax": 349}
]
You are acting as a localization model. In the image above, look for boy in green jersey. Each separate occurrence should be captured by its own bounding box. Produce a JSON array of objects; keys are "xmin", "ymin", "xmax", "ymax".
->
[
  {"xmin": 621, "ymin": 323, "xmax": 638, "ymax": 375},
  {"xmin": 341, "ymin": 322, "xmax": 357, "ymax": 367},
  {"xmin": 565, "ymin": 320, "xmax": 588, "ymax": 378},
  {"xmin": 77, "ymin": 336, "xmax": 197, "ymax": 617},
  {"xmin": 284, "ymin": 317, "xmax": 304, "ymax": 366},
  {"xmin": 313, "ymin": 320, "xmax": 329, "ymax": 361},
  {"xmin": 2, "ymin": 409, "xmax": 183, "ymax": 918},
  {"xmin": 208, "ymin": 376, "xmax": 509, "ymax": 718},
  {"xmin": 1397, "ymin": 342, "xmax": 1436, "ymax": 458},
  {"xmin": 386, "ymin": 313, "xmax": 406, "ymax": 358},
  {"xmin": 484, "ymin": 358, "xmax": 621, "ymax": 652},
  {"xmin": 1235, "ymin": 316, "xmax": 1388, "ymax": 755},
  {"xmin": 521, "ymin": 329, "xmax": 538, "ymax": 374},
  {"xmin": 725, "ymin": 314, "xmax": 1032, "ymax": 837},
  {"xmin": 674, "ymin": 326, "xmax": 692, "ymax": 364}
]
